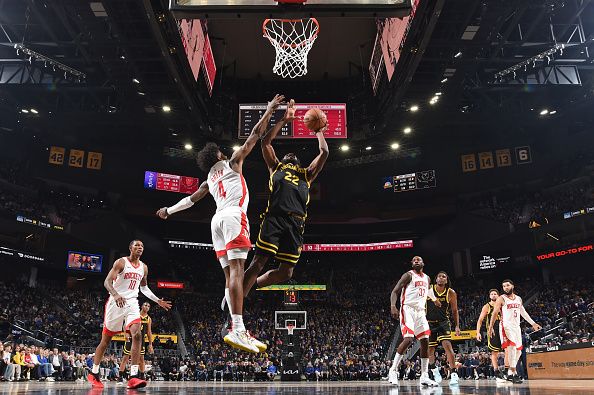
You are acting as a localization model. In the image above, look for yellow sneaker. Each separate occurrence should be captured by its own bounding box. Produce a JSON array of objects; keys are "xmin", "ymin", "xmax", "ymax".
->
[
  {"xmin": 224, "ymin": 329, "xmax": 259, "ymax": 353},
  {"xmin": 247, "ymin": 331, "xmax": 267, "ymax": 352}
]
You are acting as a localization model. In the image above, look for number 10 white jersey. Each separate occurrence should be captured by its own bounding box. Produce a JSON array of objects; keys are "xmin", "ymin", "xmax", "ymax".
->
[{"xmin": 112, "ymin": 257, "xmax": 145, "ymax": 300}]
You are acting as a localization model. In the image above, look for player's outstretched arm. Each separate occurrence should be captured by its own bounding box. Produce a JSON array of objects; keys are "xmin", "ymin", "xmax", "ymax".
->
[
  {"xmin": 104, "ymin": 258, "xmax": 126, "ymax": 307},
  {"xmin": 450, "ymin": 289, "xmax": 461, "ymax": 335},
  {"xmin": 140, "ymin": 265, "xmax": 172, "ymax": 311},
  {"xmin": 231, "ymin": 94, "xmax": 284, "ymax": 171},
  {"xmin": 476, "ymin": 304, "xmax": 489, "ymax": 341},
  {"xmin": 488, "ymin": 296, "xmax": 504, "ymax": 336},
  {"xmin": 520, "ymin": 305, "xmax": 541, "ymax": 332},
  {"xmin": 262, "ymin": 99, "xmax": 296, "ymax": 172},
  {"xmin": 306, "ymin": 124, "xmax": 329, "ymax": 184},
  {"xmin": 156, "ymin": 181, "xmax": 209, "ymax": 219},
  {"xmin": 390, "ymin": 272, "xmax": 412, "ymax": 318}
]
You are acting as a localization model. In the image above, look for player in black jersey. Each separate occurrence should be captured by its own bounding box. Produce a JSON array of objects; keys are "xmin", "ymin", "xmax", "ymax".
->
[
  {"xmin": 476, "ymin": 289, "xmax": 509, "ymax": 381},
  {"xmin": 119, "ymin": 302, "xmax": 153, "ymax": 383},
  {"xmin": 243, "ymin": 99, "xmax": 329, "ymax": 295},
  {"xmin": 425, "ymin": 271, "xmax": 460, "ymax": 385}
]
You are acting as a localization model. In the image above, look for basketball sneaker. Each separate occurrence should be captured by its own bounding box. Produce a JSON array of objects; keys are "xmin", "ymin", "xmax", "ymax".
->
[
  {"xmin": 220, "ymin": 316, "xmax": 231, "ymax": 338},
  {"xmin": 511, "ymin": 374, "xmax": 523, "ymax": 384},
  {"xmin": 224, "ymin": 329, "xmax": 259, "ymax": 353},
  {"xmin": 388, "ymin": 369, "xmax": 399, "ymax": 385},
  {"xmin": 247, "ymin": 331, "xmax": 267, "ymax": 352},
  {"xmin": 127, "ymin": 376, "xmax": 147, "ymax": 389},
  {"xmin": 432, "ymin": 367, "xmax": 442, "ymax": 384},
  {"xmin": 449, "ymin": 371, "xmax": 459, "ymax": 385},
  {"xmin": 420, "ymin": 373, "xmax": 439, "ymax": 387},
  {"xmin": 87, "ymin": 372, "xmax": 104, "ymax": 388}
]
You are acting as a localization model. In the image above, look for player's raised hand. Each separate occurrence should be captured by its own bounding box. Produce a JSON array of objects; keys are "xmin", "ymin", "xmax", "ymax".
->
[
  {"xmin": 158, "ymin": 299, "xmax": 172, "ymax": 311},
  {"xmin": 267, "ymin": 94, "xmax": 285, "ymax": 112},
  {"xmin": 283, "ymin": 99, "xmax": 296, "ymax": 122},
  {"xmin": 156, "ymin": 207, "xmax": 168, "ymax": 219},
  {"xmin": 315, "ymin": 122, "xmax": 328, "ymax": 134}
]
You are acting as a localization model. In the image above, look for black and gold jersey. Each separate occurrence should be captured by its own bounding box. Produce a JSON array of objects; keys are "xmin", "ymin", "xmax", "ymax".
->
[
  {"xmin": 485, "ymin": 302, "xmax": 501, "ymax": 330},
  {"xmin": 426, "ymin": 285, "xmax": 451, "ymax": 322},
  {"xmin": 141, "ymin": 314, "xmax": 151, "ymax": 342},
  {"xmin": 266, "ymin": 162, "xmax": 310, "ymax": 217}
]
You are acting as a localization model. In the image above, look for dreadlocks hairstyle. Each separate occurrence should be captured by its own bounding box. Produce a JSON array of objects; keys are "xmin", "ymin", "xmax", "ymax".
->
[
  {"xmin": 435, "ymin": 271, "xmax": 451, "ymax": 288},
  {"xmin": 196, "ymin": 142, "xmax": 221, "ymax": 173}
]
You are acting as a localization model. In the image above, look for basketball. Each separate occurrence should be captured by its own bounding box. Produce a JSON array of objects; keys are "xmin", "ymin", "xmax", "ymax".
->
[{"xmin": 303, "ymin": 108, "xmax": 327, "ymax": 131}]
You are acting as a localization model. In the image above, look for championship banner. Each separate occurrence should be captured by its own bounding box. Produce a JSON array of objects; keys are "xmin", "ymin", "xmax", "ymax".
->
[
  {"xmin": 111, "ymin": 333, "xmax": 178, "ymax": 344},
  {"xmin": 527, "ymin": 344, "xmax": 594, "ymax": 379},
  {"xmin": 258, "ymin": 284, "xmax": 326, "ymax": 291},
  {"xmin": 450, "ymin": 330, "xmax": 477, "ymax": 341}
]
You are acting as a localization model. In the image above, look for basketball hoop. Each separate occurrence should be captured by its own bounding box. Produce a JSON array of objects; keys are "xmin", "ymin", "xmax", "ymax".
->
[
  {"xmin": 263, "ymin": 18, "xmax": 319, "ymax": 79},
  {"xmin": 286, "ymin": 323, "xmax": 295, "ymax": 335}
]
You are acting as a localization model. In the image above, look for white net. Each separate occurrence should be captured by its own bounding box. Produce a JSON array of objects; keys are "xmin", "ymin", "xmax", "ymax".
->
[{"xmin": 263, "ymin": 18, "xmax": 319, "ymax": 79}]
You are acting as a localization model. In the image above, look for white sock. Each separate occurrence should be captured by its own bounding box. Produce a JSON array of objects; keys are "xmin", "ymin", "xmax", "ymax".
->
[
  {"xmin": 231, "ymin": 314, "xmax": 245, "ymax": 332},
  {"xmin": 225, "ymin": 288, "xmax": 232, "ymax": 314},
  {"xmin": 130, "ymin": 365, "xmax": 139, "ymax": 377},
  {"xmin": 391, "ymin": 352, "xmax": 403, "ymax": 372},
  {"xmin": 421, "ymin": 358, "xmax": 429, "ymax": 374},
  {"xmin": 92, "ymin": 364, "xmax": 100, "ymax": 374}
]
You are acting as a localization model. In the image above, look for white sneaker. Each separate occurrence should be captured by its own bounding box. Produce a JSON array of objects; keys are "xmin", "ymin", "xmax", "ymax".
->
[
  {"xmin": 246, "ymin": 331, "xmax": 267, "ymax": 352},
  {"xmin": 449, "ymin": 371, "xmax": 459, "ymax": 385},
  {"xmin": 388, "ymin": 369, "xmax": 399, "ymax": 385},
  {"xmin": 432, "ymin": 367, "xmax": 442, "ymax": 384},
  {"xmin": 420, "ymin": 373, "xmax": 439, "ymax": 387},
  {"xmin": 224, "ymin": 329, "xmax": 259, "ymax": 353}
]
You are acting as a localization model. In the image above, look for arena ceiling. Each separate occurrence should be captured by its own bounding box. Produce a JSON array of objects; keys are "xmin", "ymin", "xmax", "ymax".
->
[{"xmin": 1, "ymin": 0, "xmax": 594, "ymax": 162}]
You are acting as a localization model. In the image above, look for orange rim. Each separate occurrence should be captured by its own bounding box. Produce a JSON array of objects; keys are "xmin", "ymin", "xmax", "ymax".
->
[{"xmin": 262, "ymin": 18, "xmax": 319, "ymax": 49}]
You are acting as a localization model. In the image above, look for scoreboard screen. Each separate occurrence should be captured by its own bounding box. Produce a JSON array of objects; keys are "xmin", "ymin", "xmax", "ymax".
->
[
  {"xmin": 144, "ymin": 171, "xmax": 199, "ymax": 194},
  {"xmin": 239, "ymin": 103, "xmax": 347, "ymax": 139},
  {"xmin": 383, "ymin": 170, "xmax": 437, "ymax": 193}
]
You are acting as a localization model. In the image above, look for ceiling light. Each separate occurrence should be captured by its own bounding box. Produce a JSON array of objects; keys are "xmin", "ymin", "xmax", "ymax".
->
[
  {"xmin": 171, "ymin": 133, "xmax": 178, "ymax": 136},
  {"xmin": 435, "ymin": 92, "xmax": 442, "ymax": 96},
  {"xmin": 232, "ymin": 145, "xmax": 240, "ymax": 152},
  {"xmin": 21, "ymin": 109, "xmax": 29, "ymax": 113},
  {"xmin": 365, "ymin": 146, "xmax": 372, "ymax": 151},
  {"xmin": 138, "ymin": 91, "xmax": 146, "ymax": 96},
  {"xmin": 549, "ymin": 110, "xmax": 557, "ymax": 115},
  {"xmin": 340, "ymin": 144, "xmax": 349, "ymax": 152},
  {"xmin": 162, "ymin": 105, "xmax": 171, "ymax": 112},
  {"xmin": 539, "ymin": 109, "xmax": 549, "ymax": 115},
  {"xmin": 403, "ymin": 127, "xmax": 412, "ymax": 134},
  {"xmin": 184, "ymin": 143, "xmax": 193, "ymax": 150},
  {"xmin": 410, "ymin": 105, "xmax": 419, "ymax": 112},
  {"xmin": 454, "ymin": 51, "xmax": 462, "ymax": 58},
  {"xmin": 30, "ymin": 108, "xmax": 38, "ymax": 114},
  {"xmin": 132, "ymin": 78, "xmax": 140, "ymax": 84},
  {"xmin": 441, "ymin": 78, "xmax": 448, "ymax": 83},
  {"xmin": 391, "ymin": 143, "xmax": 400, "ymax": 150}
]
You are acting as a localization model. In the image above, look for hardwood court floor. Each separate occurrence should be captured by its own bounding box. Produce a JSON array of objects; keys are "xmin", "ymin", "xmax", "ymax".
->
[{"xmin": 0, "ymin": 379, "xmax": 593, "ymax": 394}]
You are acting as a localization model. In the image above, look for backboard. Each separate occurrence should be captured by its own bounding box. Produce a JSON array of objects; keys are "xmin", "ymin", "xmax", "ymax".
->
[
  {"xmin": 275, "ymin": 310, "xmax": 307, "ymax": 332},
  {"xmin": 169, "ymin": 0, "xmax": 412, "ymax": 19}
]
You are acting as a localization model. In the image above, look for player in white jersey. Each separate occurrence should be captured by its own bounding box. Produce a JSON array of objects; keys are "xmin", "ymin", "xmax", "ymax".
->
[
  {"xmin": 87, "ymin": 240, "xmax": 171, "ymax": 390},
  {"xmin": 156, "ymin": 94, "xmax": 285, "ymax": 354},
  {"xmin": 488, "ymin": 279, "xmax": 541, "ymax": 384},
  {"xmin": 388, "ymin": 256, "xmax": 440, "ymax": 387}
]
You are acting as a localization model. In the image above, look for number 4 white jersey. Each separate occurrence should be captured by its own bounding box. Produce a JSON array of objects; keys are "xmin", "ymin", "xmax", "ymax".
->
[
  {"xmin": 401, "ymin": 270, "xmax": 430, "ymax": 310},
  {"xmin": 112, "ymin": 257, "xmax": 145, "ymax": 300},
  {"xmin": 207, "ymin": 160, "xmax": 249, "ymax": 213}
]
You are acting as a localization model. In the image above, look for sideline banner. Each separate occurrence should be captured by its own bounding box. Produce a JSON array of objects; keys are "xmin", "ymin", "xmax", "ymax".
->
[{"xmin": 527, "ymin": 344, "xmax": 594, "ymax": 379}]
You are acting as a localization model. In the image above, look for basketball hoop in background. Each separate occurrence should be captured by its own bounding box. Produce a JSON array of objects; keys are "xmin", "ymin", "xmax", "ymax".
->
[
  {"xmin": 286, "ymin": 323, "xmax": 295, "ymax": 335},
  {"xmin": 262, "ymin": 17, "xmax": 319, "ymax": 78}
]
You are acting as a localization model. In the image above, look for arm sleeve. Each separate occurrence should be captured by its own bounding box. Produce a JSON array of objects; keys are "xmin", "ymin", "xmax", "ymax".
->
[
  {"xmin": 166, "ymin": 196, "xmax": 195, "ymax": 215},
  {"xmin": 140, "ymin": 285, "xmax": 160, "ymax": 303},
  {"xmin": 520, "ymin": 306, "xmax": 536, "ymax": 326}
]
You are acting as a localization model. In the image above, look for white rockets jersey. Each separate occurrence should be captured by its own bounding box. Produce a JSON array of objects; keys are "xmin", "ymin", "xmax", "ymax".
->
[
  {"xmin": 207, "ymin": 160, "xmax": 249, "ymax": 213},
  {"xmin": 501, "ymin": 294, "xmax": 523, "ymax": 327},
  {"xmin": 112, "ymin": 257, "xmax": 144, "ymax": 300},
  {"xmin": 401, "ymin": 270, "xmax": 430, "ymax": 309}
]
